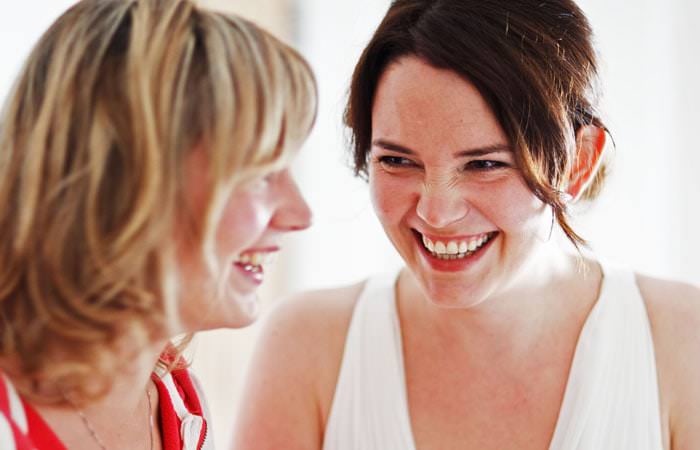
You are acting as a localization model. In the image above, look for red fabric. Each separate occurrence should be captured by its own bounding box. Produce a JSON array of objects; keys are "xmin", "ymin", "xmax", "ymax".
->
[
  {"xmin": 151, "ymin": 369, "xmax": 208, "ymax": 450},
  {"xmin": 153, "ymin": 372, "xmax": 183, "ymax": 450},
  {"xmin": 171, "ymin": 370, "xmax": 203, "ymax": 416},
  {"xmin": 22, "ymin": 398, "xmax": 66, "ymax": 450},
  {"xmin": 6, "ymin": 422, "xmax": 36, "ymax": 450},
  {"xmin": 0, "ymin": 370, "xmax": 204, "ymax": 450},
  {"xmin": 0, "ymin": 376, "xmax": 10, "ymax": 420},
  {"xmin": 169, "ymin": 370, "xmax": 207, "ymax": 449},
  {"xmin": 0, "ymin": 374, "xmax": 63, "ymax": 450}
]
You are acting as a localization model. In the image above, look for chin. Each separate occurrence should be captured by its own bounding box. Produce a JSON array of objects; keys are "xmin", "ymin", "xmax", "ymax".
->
[
  {"xmin": 194, "ymin": 312, "xmax": 259, "ymax": 332},
  {"xmin": 425, "ymin": 287, "xmax": 487, "ymax": 309},
  {"xmin": 416, "ymin": 274, "xmax": 491, "ymax": 309},
  {"xmin": 215, "ymin": 295, "xmax": 261, "ymax": 329},
  {"xmin": 181, "ymin": 294, "xmax": 261, "ymax": 332}
]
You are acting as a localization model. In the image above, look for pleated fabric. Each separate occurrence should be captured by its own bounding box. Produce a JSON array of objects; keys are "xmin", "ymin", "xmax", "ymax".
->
[{"xmin": 322, "ymin": 263, "xmax": 663, "ymax": 450}]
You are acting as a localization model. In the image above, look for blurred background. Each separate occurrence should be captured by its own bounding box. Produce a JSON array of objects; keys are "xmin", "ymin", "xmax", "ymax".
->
[{"xmin": 2, "ymin": 0, "xmax": 698, "ymax": 447}]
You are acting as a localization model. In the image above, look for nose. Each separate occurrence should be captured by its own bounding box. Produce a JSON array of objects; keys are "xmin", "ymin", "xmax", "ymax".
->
[
  {"xmin": 416, "ymin": 179, "xmax": 469, "ymax": 229},
  {"xmin": 270, "ymin": 169, "xmax": 312, "ymax": 232}
]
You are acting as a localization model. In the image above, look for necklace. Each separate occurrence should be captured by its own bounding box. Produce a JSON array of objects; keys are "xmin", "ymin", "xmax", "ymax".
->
[{"xmin": 69, "ymin": 384, "xmax": 155, "ymax": 450}]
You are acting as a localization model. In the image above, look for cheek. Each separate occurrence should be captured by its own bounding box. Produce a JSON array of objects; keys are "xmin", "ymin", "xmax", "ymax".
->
[
  {"xmin": 473, "ymin": 176, "xmax": 549, "ymax": 234},
  {"xmin": 215, "ymin": 191, "xmax": 273, "ymax": 254},
  {"xmin": 369, "ymin": 171, "xmax": 413, "ymax": 225}
]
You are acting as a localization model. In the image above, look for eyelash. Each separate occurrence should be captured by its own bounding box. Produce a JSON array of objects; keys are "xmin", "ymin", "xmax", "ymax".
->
[
  {"xmin": 377, "ymin": 156, "xmax": 508, "ymax": 171},
  {"xmin": 377, "ymin": 156, "xmax": 417, "ymax": 167},
  {"xmin": 463, "ymin": 160, "xmax": 508, "ymax": 171}
]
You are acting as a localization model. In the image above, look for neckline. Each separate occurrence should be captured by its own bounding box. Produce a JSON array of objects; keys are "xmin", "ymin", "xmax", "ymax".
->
[
  {"xmin": 18, "ymin": 377, "xmax": 167, "ymax": 450},
  {"xmin": 21, "ymin": 396, "xmax": 68, "ymax": 450},
  {"xmin": 388, "ymin": 261, "xmax": 609, "ymax": 450}
]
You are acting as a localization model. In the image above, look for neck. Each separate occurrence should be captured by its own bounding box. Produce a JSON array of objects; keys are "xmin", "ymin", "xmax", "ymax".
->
[
  {"xmin": 398, "ymin": 247, "xmax": 601, "ymax": 358},
  {"xmin": 32, "ymin": 340, "xmax": 167, "ymax": 450},
  {"xmin": 81, "ymin": 341, "xmax": 165, "ymax": 416}
]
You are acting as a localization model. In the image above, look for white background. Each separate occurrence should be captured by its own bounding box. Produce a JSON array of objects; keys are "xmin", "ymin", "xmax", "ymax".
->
[{"xmin": 2, "ymin": 1, "xmax": 698, "ymax": 448}]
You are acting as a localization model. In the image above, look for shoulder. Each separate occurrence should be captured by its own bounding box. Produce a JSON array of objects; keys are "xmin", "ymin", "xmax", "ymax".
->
[
  {"xmin": 264, "ymin": 281, "xmax": 367, "ymax": 352},
  {"xmin": 257, "ymin": 281, "xmax": 367, "ymax": 399},
  {"xmin": 638, "ymin": 274, "xmax": 700, "ymax": 344},
  {"xmin": 231, "ymin": 281, "xmax": 367, "ymax": 450},
  {"xmin": 244, "ymin": 281, "xmax": 366, "ymax": 398},
  {"xmin": 637, "ymin": 273, "xmax": 700, "ymax": 352},
  {"xmin": 635, "ymin": 273, "xmax": 700, "ymax": 448}
]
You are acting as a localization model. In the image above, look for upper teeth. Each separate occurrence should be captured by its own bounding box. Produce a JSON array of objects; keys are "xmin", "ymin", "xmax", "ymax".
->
[
  {"xmin": 235, "ymin": 252, "xmax": 274, "ymax": 266},
  {"xmin": 421, "ymin": 233, "xmax": 492, "ymax": 258}
]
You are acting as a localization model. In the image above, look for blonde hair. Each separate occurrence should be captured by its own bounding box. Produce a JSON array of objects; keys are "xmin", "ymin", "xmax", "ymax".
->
[{"xmin": 0, "ymin": 0, "xmax": 316, "ymax": 404}]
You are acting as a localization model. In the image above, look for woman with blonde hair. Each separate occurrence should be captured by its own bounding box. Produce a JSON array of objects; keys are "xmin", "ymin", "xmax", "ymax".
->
[
  {"xmin": 235, "ymin": 0, "xmax": 700, "ymax": 449},
  {"xmin": 0, "ymin": 0, "xmax": 316, "ymax": 448}
]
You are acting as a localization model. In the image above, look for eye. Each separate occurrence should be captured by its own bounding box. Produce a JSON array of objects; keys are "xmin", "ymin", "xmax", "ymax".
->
[
  {"xmin": 464, "ymin": 160, "xmax": 509, "ymax": 171},
  {"xmin": 377, "ymin": 155, "xmax": 417, "ymax": 167}
]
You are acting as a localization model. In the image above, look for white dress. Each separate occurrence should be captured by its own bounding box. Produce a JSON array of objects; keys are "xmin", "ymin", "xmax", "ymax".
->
[{"xmin": 323, "ymin": 263, "xmax": 664, "ymax": 450}]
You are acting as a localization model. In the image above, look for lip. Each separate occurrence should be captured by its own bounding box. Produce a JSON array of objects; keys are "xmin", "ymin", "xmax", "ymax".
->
[
  {"xmin": 418, "ymin": 231, "xmax": 493, "ymax": 243},
  {"xmin": 412, "ymin": 229, "xmax": 498, "ymax": 273},
  {"xmin": 233, "ymin": 262, "xmax": 265, "ymax": 286},
  {"xmin": 239, "ymin": 245, "xmax": 280, "ymax": 255},
  {"xmin": 233, "ymin": 246, "xmax": 280, "ymax": 287}
]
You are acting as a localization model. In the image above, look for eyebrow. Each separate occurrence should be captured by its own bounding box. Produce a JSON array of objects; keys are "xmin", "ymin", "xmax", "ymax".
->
[{"xmin": 371, "ymin": 139, "xmax": 511, "ymax": 158}]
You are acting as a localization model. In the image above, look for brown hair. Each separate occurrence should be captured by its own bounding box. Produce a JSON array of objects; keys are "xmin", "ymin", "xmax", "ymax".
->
[
  {"xmin": 0, "ymin": 0, "xmax": 316, "ymax": 404},
  {"xmin": 346, "ymin": 0, "xmax": 608, "ymax": 246}
]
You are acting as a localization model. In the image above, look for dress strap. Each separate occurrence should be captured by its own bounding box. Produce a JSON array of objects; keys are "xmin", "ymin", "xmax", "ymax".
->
[
  {"xmin": 154, "ymin": 369, "xmax": 213, "ymax": 450},
  {"xmin": 323, "ymin": 271, "xmax": 416, "ymax": 450},
  {"xmin": 548, "ymin": 261, "xmax": 663, "ymax": 450}
]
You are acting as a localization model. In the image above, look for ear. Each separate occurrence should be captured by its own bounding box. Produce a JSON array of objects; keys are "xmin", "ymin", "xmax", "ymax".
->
[{"xmin": 567, "ymin": 125, "xmax": 606, "ymax": 202}]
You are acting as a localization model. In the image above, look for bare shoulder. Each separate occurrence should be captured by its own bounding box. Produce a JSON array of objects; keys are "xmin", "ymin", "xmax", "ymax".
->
[
  {"xmin": 269, "ymin": 281, "xmax": 367, "ymax": 348},
  {"xmin": 231, "ymin": 281, "xmax": 366, "ymax": 450},
  {"xmin": 251, "ymin": 282, "xmax": 366, "ymax": 397},
  {"xmin": 638, "ymin": 274, "xmax": 700, "ymax": 352},
  {"xmin": 258, "ymin": 281, "xmax": 367, "ymax": 382},
  {"xmin": 636, "ymin": 273, "xmax": 700, "ymax": 449}
]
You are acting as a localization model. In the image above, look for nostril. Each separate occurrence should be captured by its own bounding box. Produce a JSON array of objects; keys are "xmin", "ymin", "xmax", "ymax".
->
[{"xmin": 416, "ymin": 194, "xmax": 470, "ymax": 229}]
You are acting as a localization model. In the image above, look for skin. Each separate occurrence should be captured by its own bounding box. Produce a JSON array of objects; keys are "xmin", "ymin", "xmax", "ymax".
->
[
  {"xmin": 177, "ymin": 148, "xmax": 313, "ymax": 331},
  {"xmin": 32, "ymin": 151, "xmax": 312, "ymax": 450},
  {"xmin": 232, "ymin": 56, "xmax": 700, "ymax": 449}
]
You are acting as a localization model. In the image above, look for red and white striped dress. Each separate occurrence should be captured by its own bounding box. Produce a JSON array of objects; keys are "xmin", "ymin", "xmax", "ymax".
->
[{"xmin": 0, "ymin": 369, "xmax": 213, "ymax": 450}]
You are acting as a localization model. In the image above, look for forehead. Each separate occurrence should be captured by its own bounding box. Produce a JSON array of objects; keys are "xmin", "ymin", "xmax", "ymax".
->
[{"xmin": 371, "ymin": 56, "xmax": 508, "ymax": 154}]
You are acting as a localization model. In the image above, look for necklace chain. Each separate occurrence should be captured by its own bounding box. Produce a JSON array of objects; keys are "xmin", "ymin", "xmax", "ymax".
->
[{"xmin": 69, "ymin": 384, "xmax": 154, "ymax": 450}]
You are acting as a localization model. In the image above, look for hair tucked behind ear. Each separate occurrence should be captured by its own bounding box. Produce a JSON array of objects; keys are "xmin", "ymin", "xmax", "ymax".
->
[{"xmin": 0, "ymin": 0, "xmax": 316, "ymax": 405}]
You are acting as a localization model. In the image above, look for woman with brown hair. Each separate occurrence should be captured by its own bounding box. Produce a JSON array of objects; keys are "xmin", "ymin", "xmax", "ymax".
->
[
  {"xmin": 0, "ymin": 0, "xmax": 316, "ymax": 448},
  {"xmin": 234, "ymin": 0, "xmax": 700, "ymax": 449}
]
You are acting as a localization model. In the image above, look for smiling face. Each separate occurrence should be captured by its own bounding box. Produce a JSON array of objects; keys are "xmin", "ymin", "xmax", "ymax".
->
[
  {"xmin": 176, "ymin": 151, "xmax": 311, "ymax": 332},
  {"xmin": 369, "ymin": 56, "xmax": 552, "ymax": 308}
]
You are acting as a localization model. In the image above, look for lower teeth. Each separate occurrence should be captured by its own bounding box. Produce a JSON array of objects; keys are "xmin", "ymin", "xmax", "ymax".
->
[{"xmin": 434, "ymin": 252, "xmax": 471, "ymax": 260}]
